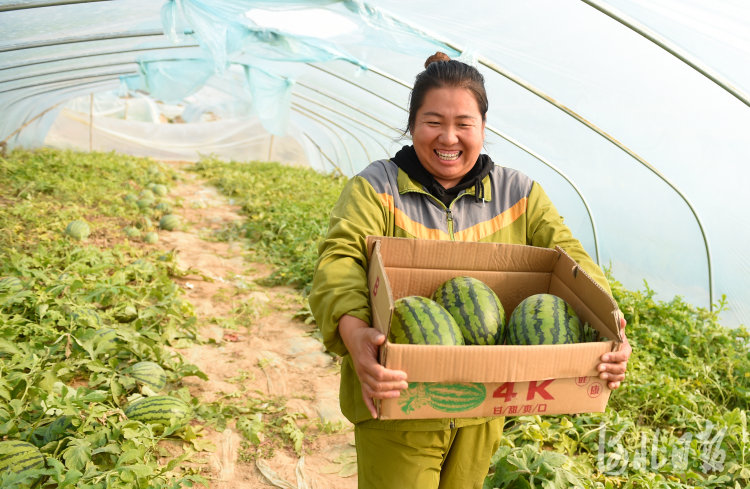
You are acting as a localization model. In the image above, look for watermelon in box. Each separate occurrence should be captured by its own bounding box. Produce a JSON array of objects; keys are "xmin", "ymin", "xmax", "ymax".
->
[
  {"xmin": 389, "ymin": 296, "xmax": 463, "ymax": 346},
  {"xmin": 432, "ymin": 276, "xmax": 506, "ymax": 345},
  {"xmin": 506, "ymin": 293, "xmax": 583, "ymax": 345}
]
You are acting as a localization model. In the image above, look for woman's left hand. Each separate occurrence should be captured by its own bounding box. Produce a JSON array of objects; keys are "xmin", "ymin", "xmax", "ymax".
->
[{"xmin": 598, "ymin": 316, "xmax": 631, "ymax": 390}]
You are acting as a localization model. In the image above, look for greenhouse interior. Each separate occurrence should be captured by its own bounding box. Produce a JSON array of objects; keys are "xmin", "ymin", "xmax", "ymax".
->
[{"xmin": 0, "ymin": 1, "xmax": 748, "ymax": 488}]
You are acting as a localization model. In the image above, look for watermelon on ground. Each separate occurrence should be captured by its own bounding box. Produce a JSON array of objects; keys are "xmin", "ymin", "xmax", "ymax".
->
[
  {"xmin": 389, "ymin": 296, "xmax": 464, "ymax": 345},
  {"xmin": 0, "ymin": 440, "xmax": 45, "ymax": 477},
  {"xmin": 124, "ymin": 396, "xmax": 192, "ymax": 427},
  {"xmin": 124, "ymin": 361, "xmax": 167, "ymax": 391},
  {"xmin": 65, "ymin": 220, "xmax": 90, "ymax": 240},
  {"xmin": 506, "ymin": 293, "xmax": 584, "ymax": 345},
  {"xmin": 159, "ymin": 214, "xmax": 179, "ymax": 231},
  {"xmin": 432, "ymin": 276, "xmax": 506, "ymax": 345}
]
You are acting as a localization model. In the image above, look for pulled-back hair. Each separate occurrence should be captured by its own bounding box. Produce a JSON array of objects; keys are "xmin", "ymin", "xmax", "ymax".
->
[{"xmin": 407, "ymin": 52, "xmax": 488, "ymax": 133}]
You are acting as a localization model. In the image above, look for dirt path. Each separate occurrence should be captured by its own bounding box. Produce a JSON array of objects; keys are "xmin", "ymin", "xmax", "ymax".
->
[{"xmin": 153, "ymin": 162, "xmax": 357, "ymax": 488}]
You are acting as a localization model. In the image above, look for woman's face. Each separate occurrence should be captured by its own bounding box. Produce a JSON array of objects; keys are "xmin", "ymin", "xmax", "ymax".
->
[{"xmin": 411, "ymin": 87, "xmax": 486, "ymax": 188}]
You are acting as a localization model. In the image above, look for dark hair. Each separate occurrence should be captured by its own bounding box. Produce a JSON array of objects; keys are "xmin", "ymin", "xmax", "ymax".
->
[{"xmin": 407, "ymin": 52, "xmax": 488, "ymax": 133}]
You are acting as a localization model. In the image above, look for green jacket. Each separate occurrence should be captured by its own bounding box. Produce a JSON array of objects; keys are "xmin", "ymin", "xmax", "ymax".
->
[{"xmin": 309, "ymin": 158, "xmax": 610, "ymax": 427}]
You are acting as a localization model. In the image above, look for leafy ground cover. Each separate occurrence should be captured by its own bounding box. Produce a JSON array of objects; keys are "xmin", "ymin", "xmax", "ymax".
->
[
  {"xmin": 1, "ymin": 149, "xmax": 353, "ymax": 488},
  {"xmin": 193, "ymin": 157, "xmax": 749, "ymax": 489},
  {"xmin": 0, "ymin": 149, "xmax": 209, "ymax": 487}
]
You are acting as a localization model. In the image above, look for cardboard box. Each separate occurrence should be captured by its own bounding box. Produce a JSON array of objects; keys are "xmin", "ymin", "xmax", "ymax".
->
[{"xmin": 366, "ymin": 236, "xmax": 623, "ymax": 420}]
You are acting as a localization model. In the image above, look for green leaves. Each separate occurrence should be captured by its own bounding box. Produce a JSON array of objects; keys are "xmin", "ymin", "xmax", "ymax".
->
[{"xmin": 485, "ymin": 445, "xmax": 585, "ymax": 489}]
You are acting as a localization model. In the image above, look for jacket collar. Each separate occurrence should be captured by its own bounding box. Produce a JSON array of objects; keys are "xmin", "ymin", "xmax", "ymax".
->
[{"xmin": 396, "ymin": 166, "xmax": 493, "ymax": 202}]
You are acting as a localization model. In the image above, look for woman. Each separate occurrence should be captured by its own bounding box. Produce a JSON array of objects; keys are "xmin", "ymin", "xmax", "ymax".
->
[{"xmin": 309, "ymin": 52, "xmax": 631, "ymax": 489}]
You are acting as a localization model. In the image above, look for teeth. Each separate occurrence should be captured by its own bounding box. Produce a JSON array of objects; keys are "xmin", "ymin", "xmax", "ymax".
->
[{"xmin": 436, "ymin": 150, "xmax": 460, "ymax": 160}]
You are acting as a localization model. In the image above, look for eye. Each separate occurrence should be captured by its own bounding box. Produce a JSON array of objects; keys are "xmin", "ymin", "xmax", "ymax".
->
[{"xmin": 425, "ymin": 121, "xmax": 440, "ymax": 126}]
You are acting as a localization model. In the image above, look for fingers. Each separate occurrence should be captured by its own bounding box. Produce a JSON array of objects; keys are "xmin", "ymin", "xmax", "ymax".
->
[{"xmin": 360, "ymin": 366, "xmax": 408, "ymax": 419}]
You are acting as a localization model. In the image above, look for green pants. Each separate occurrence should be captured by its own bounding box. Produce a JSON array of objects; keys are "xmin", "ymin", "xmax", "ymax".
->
[{"xmin": 354, "ymin": 418, "xmax": 503, "ymax": 489}]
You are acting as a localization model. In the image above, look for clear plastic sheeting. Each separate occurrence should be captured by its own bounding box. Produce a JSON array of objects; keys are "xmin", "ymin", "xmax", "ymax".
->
[
  {"xmin": 45, "ymin": 105, "xmax": 309, "ymax": 165},
  {"xmin": 1, "ymin": 0, "xmax": 749, "ymax": 328}
]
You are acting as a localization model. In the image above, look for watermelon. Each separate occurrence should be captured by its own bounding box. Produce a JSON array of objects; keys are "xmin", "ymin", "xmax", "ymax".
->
[
  {"xmin": 0, "ymin": 440, "xmax": 44, "ymax": 476},
  {"xmin": 432, "ymin": 276, "xmax": 505, "ymax": 345},
  {"xmin": 152, "ymin": 184, "xmax": 168, "ymax": 197},
  {"xmin": 92, "ymin": 327, "xmax": 120, "ymax": 354},
  {"xmin": 154, "ymin": 202, "xmax": 171, "ymax": 213},
  {"xmin": 506, "ymin": 293, "xmax": 584, "ymax": 345},
  {"xmin": 29, "ymin": 415, "xmax": 74, "ymax": 447},
  {"xmin": 143, "ymin": 232, "xmax": 159, "ymax": 244},
  {"xmin": 124, "ymin": 226, "xmax": 141, "ymax": 238},
  {"xmin": 159, "ymin": 214, "xmax": 179, "ymax": 231},
  {"xmin": 0, "ymin": 276, "xmax": 24, "ymax": 293},
  {"xmin": 124, "ymin": 396, "xmax": 192, "ymax": 427},
  {"xmin": 425, "ymin": 382, "xmax": 486, "ymax": 412},
  {"xmin": 139, "ymin": 189, "xmax": 155, "ymax": 200},
  {"xmin": 134, "ymin": 216, "xmax": 153, "ymax": 230},
  {"xmin": 389, "ymin": 296, "xmax": 463, "ymax": 345},
  {"xmin": 125, "ymin": 361, "xmax": 167, "ymax": 391},
  {"xmin": 136, "ymin": 198, "xmax": 154, "ymax": 210},
  {"xmin": 114, "ymin": 304, "xmax": 138, "ymax": 323},
  {"xmin": 65, "ymin": 220, "xmax": 90, "ymax": 240},
  {"xmin": 70, "ymin": 308, "xmax": 102, "ymax": 328}
]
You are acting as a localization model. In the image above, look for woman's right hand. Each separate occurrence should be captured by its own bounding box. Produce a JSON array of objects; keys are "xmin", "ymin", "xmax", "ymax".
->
[{"xmin": 339, "ymin": 314, "xmax": 409, "ymax": 419}]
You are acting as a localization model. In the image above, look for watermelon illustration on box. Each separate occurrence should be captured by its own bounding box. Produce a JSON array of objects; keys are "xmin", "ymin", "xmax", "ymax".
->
[{"xmin": 366, "ymin": 236, "xmax": 623, "ymax": 420}]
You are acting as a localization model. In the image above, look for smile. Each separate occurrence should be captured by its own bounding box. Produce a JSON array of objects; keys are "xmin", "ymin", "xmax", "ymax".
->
[{"xmin": 435, "ymin": 150, "xmax": 461, "ymax": 161}]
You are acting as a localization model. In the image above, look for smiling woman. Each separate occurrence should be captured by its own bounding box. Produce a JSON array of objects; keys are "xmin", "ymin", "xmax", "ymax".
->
[{"xmin": 308, "ymin": 51, "xmax": 631, "ymax": 489}]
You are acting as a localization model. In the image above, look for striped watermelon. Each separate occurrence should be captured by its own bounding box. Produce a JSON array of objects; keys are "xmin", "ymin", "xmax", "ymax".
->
[
  {"xmin": 114, "ymin": 304, "xmax": 138, "ymax": 323},
  {"xmin": 65, "ymin": 220, "xmax": 90, "ymax": 240},
  {"xmin": 152, "ymin": 184, "xmax": 168, "ymax": 197},
  {"xmin": 159, "ymin": 214, "xmax": 179, "ymax": 231},
  {"xmin": 124, "ymin": 396, "xmax": 192, "ymax": 427},
  {"xmin": 432, "ymin": 276, "xmax": 506, "ymax": 345},
  {"xmin": 136, "ymin": 198, "xmax": 154, "ymax": 210},
  {"xmin": 143, "ymin": 232, "xmax": 159, "ymax": 244},
  {"xmin": 154, "ymin": 202, "xmax": 171, "ymax": 213},
  {"xmin": 0, "ymin": 276, "xmax": 24, "ymax": 293},
  {"xmin": 389, "ymin": 296, "xmax": 463, "ymax": 345},
  {"xmin": 123, "ymin": 226, "xmax": 141, "ymax": 238},
  {"xmin": 134, "ymin": 216, "xmax": 153, "ymax": 230},
  {"xmin": 0, "ymin": 440, "xmax": 44, "ymax": 476},
  {"xmin": 506, "ymin": 293, "xmax": 584, "ymax": 345},
  {"xmin": 125, "ymin": 361, "xmax": 167, "ymax": 391},
  {"xmin": 93, "ymin": 327, "xmax": 120, "ymax": 353},
  {"xmin": 30, "ymin": 415, "xmax": 74, "ymax": 447},
  {"xmin": 425, "ymin": 382, "xmax": 486, "ymax": 412},
  {"xmin": 71, "ymin": 308, "xmax": 102, "ymax": 328}
]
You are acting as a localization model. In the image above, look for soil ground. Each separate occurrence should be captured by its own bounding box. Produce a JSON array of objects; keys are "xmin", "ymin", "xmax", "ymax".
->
[{"xmin": 153, "ymin": 162, "xmax": 358, "ymax": 488}]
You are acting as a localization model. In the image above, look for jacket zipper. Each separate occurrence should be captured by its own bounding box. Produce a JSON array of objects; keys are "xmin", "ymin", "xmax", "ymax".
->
[{"xmin": 405, "ymin": 188, "xmax": 469, "ymax": 241}]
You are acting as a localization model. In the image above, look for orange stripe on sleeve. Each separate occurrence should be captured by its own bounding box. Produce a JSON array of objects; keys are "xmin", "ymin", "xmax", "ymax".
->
[
  {"xmin": 378, "ymin": 193, "xmax": 448, "ymax": 240},
  {"xmin": 454, "ymin": 197, "xmax": 527, "ymax": 242}
]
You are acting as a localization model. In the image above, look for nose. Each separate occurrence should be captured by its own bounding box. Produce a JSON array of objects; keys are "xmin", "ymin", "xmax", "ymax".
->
[{"xmin": 438, "ymin": 125, "xmax": 459, "ymax": 145}]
